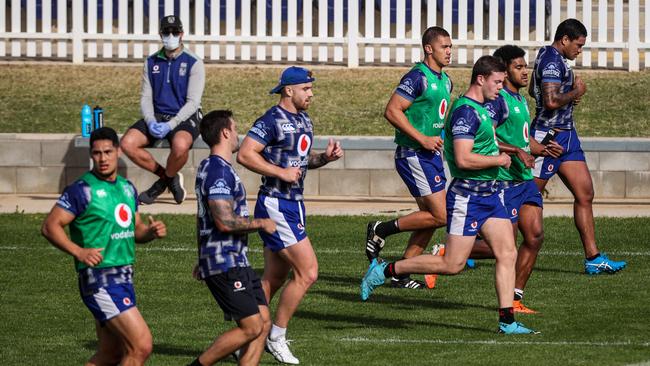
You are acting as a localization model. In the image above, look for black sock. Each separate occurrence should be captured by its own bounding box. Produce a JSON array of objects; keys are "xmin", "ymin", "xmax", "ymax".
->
[
  {"xmin": 154, "ymin": 164, "xmax": 166, "ymax": 179},
  {"xmin": 375, "ymin": 219, "xmax": 400, "ymax": 238},
  {"xmin": 499, "ymin": 307, "xmax": 515, "ymax": 324},
  {"xmin": 384, "ymin": 262, "xmax": 398, "ymax": 278},
  {"xmin": 187, "ymin": 358, "xmax": 203, "ymax": 366},
  {"xmin": 586, "ymin": 252, "xmax": 601, "ymax": 261}
]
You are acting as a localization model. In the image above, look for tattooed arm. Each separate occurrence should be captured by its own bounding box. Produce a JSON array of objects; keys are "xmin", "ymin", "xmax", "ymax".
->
[
  {"xmin": 307, "ymin": 152, "xmax": 329, "ymax": 169},
  {"xmin": 307, "ymin": 138, "xmax": 344, "ymax": 169},
  {"xmin": 209, "ymin": 199, "xmax": 276, "ymax": 234},
  {"xmin": 542, "ymin": 76, "xmax": 586, "ymax": 110}
]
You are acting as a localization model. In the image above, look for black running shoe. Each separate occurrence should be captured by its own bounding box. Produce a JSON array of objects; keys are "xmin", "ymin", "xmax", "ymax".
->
[
  {"xmin": 138, "ymin": 178, "xmax": 167, "ymax": 204},
  {"xmin": 167, "ymin": 172, "xmax": 187, "ymax": 204},
  {"xmin": 390, "ymin": 276, "xmax": 426, "ymax": 289},
  {"xmin": 366, "ymin": 221, "xmax": 386, "ymax": 261}
]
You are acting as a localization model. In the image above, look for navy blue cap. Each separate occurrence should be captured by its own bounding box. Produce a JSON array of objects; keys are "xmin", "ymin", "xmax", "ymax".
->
[
  {"xmin": 269, "ymin": 66, "xmax": 315, "ymax": 94},
  {"xmin": 160, "ymin": 15, "xmax": 183, "ymax": 33}
]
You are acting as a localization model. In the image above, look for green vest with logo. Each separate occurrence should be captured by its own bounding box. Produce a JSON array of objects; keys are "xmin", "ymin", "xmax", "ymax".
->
[
  {"xmin": 70, "ymin": 172, "xmax": 137, "ymax": 271},
  {"xmin": 395, "ymin": 62, "xmax": 451, "ymax": 149},
  {"xmin": 494, "ymin": 89, "xmax": 533, "ymax": 181},
  {"xmin": 444, "ymin": 96, "xmax": 502, "ymax": 180}
]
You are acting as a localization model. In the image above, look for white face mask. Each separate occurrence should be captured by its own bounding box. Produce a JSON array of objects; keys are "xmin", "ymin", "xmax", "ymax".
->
[{"xmin": 162, "ymin": 35, "xmax": 181, "ymax": 51}]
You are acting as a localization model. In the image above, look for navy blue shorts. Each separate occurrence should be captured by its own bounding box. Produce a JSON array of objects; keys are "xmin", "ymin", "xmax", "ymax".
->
[
  {"xmin": 446, "ymin": 188, "xmax": 509, "ymax": 236},
  {"xmin": 205, "ymin": 266, "xmax": 267, "ymax": 321},
  {"xmin": 80, "ymin": 283, "xmax": 136, "ymax": 324},
  {"xmin": 503, "ymin": 180, "xmax": 543, "ymax": 223},
  {"xmin": 532, "ymin": 127, "xmax": 586, "ymax": 180},
  {"xmin": 255, "ymin": 195, "xmax": 307, "ymax": 252},
  {"xmin": 78, "ymin": 265, "xmax": 136, "ymax": 324},
  {"xmin": 395, "ymin": 149, "xmax": 447, "ymax": 197}
]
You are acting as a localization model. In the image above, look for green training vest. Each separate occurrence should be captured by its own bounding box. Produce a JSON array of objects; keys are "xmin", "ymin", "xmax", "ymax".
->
[
  {"xmin": 70, "ymin": 172, "xmax": 137, "ymax": 271},
  {"xmin": 395, "ymin": 62, "xmax": 452, "ymax": 149},
  {"xmin": 444, "ymin": 96, "xmax": 502, "ymax": 181},
  {"xmin": 494, "ymin": 89, "xmax": 533, "ymax": 181}
]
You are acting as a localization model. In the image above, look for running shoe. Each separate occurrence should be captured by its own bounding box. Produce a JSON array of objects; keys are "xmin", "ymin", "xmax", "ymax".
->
[
  {"xmin": 498, "ymin": 322, "xmax": 539, "ymax": 334},
  {"xmin": 360, "ymin": 258, "xmax": 387, "ymax": 301},
  {"xmin": 584, "ymin": 253, "xmax": 626, "ymax": 275},
  {"xmin": 266, "ymin": 337, "xmax": 299, "ymax": 364},
  {"xmin": 138, "ymin": 178, "xmax": 167, "ymax": 204},
  {"xmin": 513, "ymin": 300, "xmax": 538, "ymax": 314},
  {"xmin": 365, "ymin": 221, "xmax": 386, "ymax": 261}
]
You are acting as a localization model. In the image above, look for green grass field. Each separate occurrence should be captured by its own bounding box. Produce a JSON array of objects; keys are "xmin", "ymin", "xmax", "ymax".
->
[
  {"xmin": 1, "ymin": 214, "xmax": 649, "ymax": 365},
  {"xmin": 2, "ymin": 64, "xmax": 650, "ymax": 137}
]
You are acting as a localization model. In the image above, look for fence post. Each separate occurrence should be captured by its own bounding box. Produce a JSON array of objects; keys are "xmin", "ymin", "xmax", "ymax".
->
[
  {"xmin": 72, "ymin": 0, "xmax": 84, "ymax": 64},
  {"xmin": 347, "ymin": 0, "xmax": 359, "ymax": 67},
  {"xmin": 628, "ymin": 0, "xmax": 640, "ymax": 72}
]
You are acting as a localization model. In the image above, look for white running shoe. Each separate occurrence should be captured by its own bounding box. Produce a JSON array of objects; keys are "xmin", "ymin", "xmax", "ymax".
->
[{"xmin": 266, "ymin": 337, "xmax": 299, "ymax": 364}]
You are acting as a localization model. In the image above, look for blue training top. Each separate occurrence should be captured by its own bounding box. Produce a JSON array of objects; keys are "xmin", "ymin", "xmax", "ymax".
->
[
  {"xmin": 246, "ymin": 105, "xmax": 314, "ymax": 201},
  {"xmin": 530, "ymin": 45, "xmax": 576, "ymax": 130},
  {"xmin": 195, "ymin": 155, "xmax": 251, "ymax": 279}
]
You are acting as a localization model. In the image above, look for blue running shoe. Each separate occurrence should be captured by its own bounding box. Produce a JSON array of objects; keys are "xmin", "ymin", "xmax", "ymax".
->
[
  {"xmin": 360, "ymin": 258, "xmax": 387, "ymax": 301},
  {"xmin": 584, "ymin": 253, "xmax": 627, "ymax": 275},
  {"xmin": 498, "ymin": 322, "xmax": 539, "ymax": 334},
  {"xmin": 466, "ymin": 259, "xmax": 476, "ymax": 269}
]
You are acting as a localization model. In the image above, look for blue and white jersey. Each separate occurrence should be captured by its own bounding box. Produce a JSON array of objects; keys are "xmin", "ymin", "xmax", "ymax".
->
[
  {"xmin": 531, "ymin": 45, "xmax": 575, "ymax": 130},
  {"xmin": 195, "ymin": 155, "xmax": 250, "ymax": 279},
  {"xmin": 394, "ymin": 65, "xmax": 453, "ymax": 102},
  {"xmin": 246, "ymin": 105, "xmax": 314, "ymax": 201}
]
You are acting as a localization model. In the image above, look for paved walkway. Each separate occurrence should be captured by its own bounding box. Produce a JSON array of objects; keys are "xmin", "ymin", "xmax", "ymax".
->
[{"xmin": 2, "ymin": 194, "xmax": 649, "ymax": 217}]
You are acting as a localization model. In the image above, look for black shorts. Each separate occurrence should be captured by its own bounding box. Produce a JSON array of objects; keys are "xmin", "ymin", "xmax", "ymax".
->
[
  {"xmin": 129, "ymin": 110, "xmax": 202, "ymax": 148},
  {"xmin": 205, "ymin": 266, "xmax": 267, "ymax": 321}
]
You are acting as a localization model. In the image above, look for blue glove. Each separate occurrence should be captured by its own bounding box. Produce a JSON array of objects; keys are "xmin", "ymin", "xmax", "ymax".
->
[{"xmin": 148, "ymin": 121, "xmax": 171, "ymax": 139}]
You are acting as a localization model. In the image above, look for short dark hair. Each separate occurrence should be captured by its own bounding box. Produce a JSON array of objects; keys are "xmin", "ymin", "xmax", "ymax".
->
[
  {"xmin": 493, "ymin": 45, "xmax": 526, "ymax": 67},
  {"xmin": 200, "ymin": 110, "xmax": 234, "ymax": 147},
  {"xmin": 422, "ymin": 26, "xmax": 450, "ymax": 49},
  {"xmin": 470, "ymin": 55, "xmax": 507, "ymax": 84},
  {"xmin": 89, "ymin": 127, "xmax": 119, "ymax": 149},
  {"xmin": 554, "ymin": 18, "xmax": 588, "ymax": 42}
]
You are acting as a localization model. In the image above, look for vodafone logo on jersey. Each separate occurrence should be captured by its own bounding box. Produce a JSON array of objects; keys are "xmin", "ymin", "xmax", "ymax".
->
[
  {"xmin": 297, "ymin": 134, "xmax": 312, "ymax": 157},
  {"xmin": 438, "ymin": 99, "xmax": 448, "ymax": 120},
  {"xmin": 114, "ymin": 203, "xmax": 133, "ymax": 228},
  {"xmin": 523, "ymin": 123, "xmax": 529, "ymax": 142}
]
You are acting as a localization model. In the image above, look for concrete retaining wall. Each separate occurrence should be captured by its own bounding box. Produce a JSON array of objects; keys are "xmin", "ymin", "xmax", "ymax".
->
[{"xmin": 2, "ymin": 133, "xmax": 650, "ymax": 199}]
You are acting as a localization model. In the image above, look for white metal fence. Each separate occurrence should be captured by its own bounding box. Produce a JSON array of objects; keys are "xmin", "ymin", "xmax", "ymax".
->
[{"xmin": 1, "ymin": 0, "xmax": 649, "ymax": 70}]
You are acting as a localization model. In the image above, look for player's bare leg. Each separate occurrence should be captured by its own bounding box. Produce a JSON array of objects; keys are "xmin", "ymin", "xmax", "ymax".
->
[
  {"xmin": 120, "ymin": 129, "xmax": 158, "ymax": 173},
  {"xmin": 196, "ymin": 312, "xmax": 265, "ymax": 366},
  {"xmin": 261, "ymin": 248, "xmax": 291, "ymax": 303},
  {"xmin": 516, "ymin": 203, "xmax": 544, "ymax": 290},
  {"xmin": 237, "ymin": 305, "xmax": 272, "ymax": 366},
  {"xmin": 479, "ymin": 218, "xmax": 518, "ymax": 309},
  {"xmin": 394, "ymin": 234, "xmax": 474, "ymax": 275},
  {"xmin": 99, "ymin": 307, "xmax": 152, "ymax": 366},
  {"xmin": 556, "ymin": 160, "xmax": 598, "ymax": 257},
  {"xmin": 86, "ymin": 320, "xmax": 123, "ymax": 366},
  {"xmin": 166, "ymin": 131, "xmax": 192, "ymax": 177},
  {"xmin": 272, "ymin": 238, "xmax": 318, "ymax": 328}
]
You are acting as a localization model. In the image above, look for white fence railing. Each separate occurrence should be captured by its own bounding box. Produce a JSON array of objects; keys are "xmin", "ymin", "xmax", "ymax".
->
[{"xmin": 1, "ymin": 0, "xmax": 648, "ymax": 70}]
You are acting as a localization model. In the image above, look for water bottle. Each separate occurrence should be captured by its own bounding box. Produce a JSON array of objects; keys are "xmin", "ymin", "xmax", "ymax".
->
[
  {"xmin": 81, "ymin": 104, "xmax": 92, "ymax": 138},
  {"xmin": 93, "ymin": 106, "xmax": 104, "ymax": 130}
]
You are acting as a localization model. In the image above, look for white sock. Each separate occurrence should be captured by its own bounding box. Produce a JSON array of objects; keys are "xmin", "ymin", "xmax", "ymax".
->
[
  {"xmin": 269, "ymin": 324, "xmax": 287, "ymax": 341},
  {"xmin": 514, "ymin": 288, "xmax": 524, "ymax": 300}
]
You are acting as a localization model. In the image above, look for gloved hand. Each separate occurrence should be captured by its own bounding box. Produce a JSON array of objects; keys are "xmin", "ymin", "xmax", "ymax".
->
[{"xmin": 148, "ymin": 121, "xmax": 172, "ymax": 139}]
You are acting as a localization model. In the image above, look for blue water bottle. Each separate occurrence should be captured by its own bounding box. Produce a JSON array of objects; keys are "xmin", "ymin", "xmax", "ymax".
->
[
  {"xmin": 81, "ymin": 104, "xmax": 92, "ymax": 137},
  {"xmin": 93, "ymin": 106, "xmax": 104, "ymax": 130}
]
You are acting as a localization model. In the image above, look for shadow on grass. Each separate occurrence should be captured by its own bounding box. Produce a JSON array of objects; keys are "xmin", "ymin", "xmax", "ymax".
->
[
  {"xmin": 82, "ymin": 340, "xmax": 204, "ymax": 358},
  {"xmin": 310, "ymin": 289, "xmax": 494, "ymax": 312},
  {"xmin": 468, "ymin": 261, "xmax": 581, "ymax": 275},
  {"xmin": 294, "ymin": 309, "xmax": 494, "ymax": 334}
]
